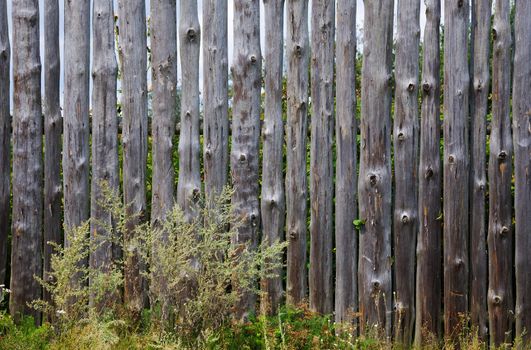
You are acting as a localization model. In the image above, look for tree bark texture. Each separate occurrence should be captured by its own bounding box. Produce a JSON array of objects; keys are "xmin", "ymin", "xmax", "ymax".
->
[
  {"xmin": 393, "ymin": 0, "xmax": 420, "ymax": 344},
  {"xmin": 178, "ymin": 0, "xmax": 201, "ymax": 219},
  {"xmin": 63, "ymin": 0, "xmax": 90, "ymax": 235},
  {"xmin": 487, "ymin": 1, "xmax": 513, "ymax": 345},
  {"xmin": 513, "ymin": 0, "xmax": 531, "ymax": 344},
  {"xmin": 151, "ymin": 0, "xmax": 177, "ymax": 223},
  {"xmin": 43, "ymin": 0, "xmax": 62, "ymax": 308},
  {"xmin": 260, "ymin": 0, "xmax": 285, "ymax": 316},
  {"xmin": 443, "ymin": 0, "xmax": 470, "ymax": 338},
  {"xmin": 231, "ymin": 0, "xmax": 261, "ymax": 320},
  {"xmin": 202, "ymin": 0, "xmax": 229, "ymax": 198},
  {"xmin": 90, "ymin": 0, "xmax": 120, "ymax": 307},
  {"xmin": 309, "ymin": 0, "xmax": 335, "ymax": 315},
  {"xmin": 285, "ymin": 0, "xmax": 309, "ymax": 306},
  {"xmin": 9, "ymin": 0, "xmax": 43, "ymax": 323},
  {"xmin": 358, "ymin": 0, "xmax": 394, "ymax": 336},
  {"xmin": 0, "ymin": 0, "xmax": 10, "ymax": 287},
  {"xmin": 117, "ymin": 0, "xmax": 149, "ymax": 313},
  {"xmin": 334, "ymin": 0, "xmax": 357, "ymax": 325},
  {"xmin": 469, "ymin": 0, "xmax": 490, "ymax": 341},
  {"xmin": 414, "ymin": 0, "xmax": 442, "ymax": 344}
]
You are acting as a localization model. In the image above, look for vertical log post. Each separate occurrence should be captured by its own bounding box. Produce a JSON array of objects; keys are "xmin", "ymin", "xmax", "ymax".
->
[
  {"xmin": 63, "ymin": 0, "xmax": 90, "ymax": 235},
  {"xmin": 470, "ymin": 0, "xmax": 491, "ymax": 340},
  {"xmin": 309, "ymin": 0, "xmax": 335, "ymax": 315},
  {"xmin": 178, "ymin": 0, "xmax": 201, "ymax": 218},
  {"xmin": 231, "ymin": 0, "xmax": 262, "ymax": 320},
  {"xmin": 415, "ymin": 0, "xmax": 442, "ymax": 344},
  {"xmin": 285, "ymin": 0, "xmax": 309, "ymax": 306},
  {"xmin": 487, "ymin": 0, "xmax": 513, "ymax": 345},
  {"xmin": 261, "ymin": 0, "xmax": 285, "ymax": 316},
  {"xmin": 0, "ymin": 0, "xmax": 10, "ymax": 286},
  {"xmin": 443, "ymin": 0, "xmax": 470, "ymax": 338},
  {"xmin": 334, "ymin": 0, "xmax": 357, "ymax": 325},
  {"xmin": 90, "ymin": 0, "xmax": 120, "ymax": 307},
  {"xmin": 202, "ymin": 0, "xmax": 229, "ymax": 198},
  {"xmin": 117, "ymin": 0, "xmax": 149, "ymax": 314},
  {"xmin": 151, "ymin": 0, "xmax": 177, "ymax": 223},
  {"xmin": 10, "ymin": 0, "xmax": 43, "ymax": 323},
  {"xmin": 358, "ymin": 0, "xmax": 394, "ymax": 336},
  {"xmin": 393, "ymin": 0, "xmax": 420, "ymax": 344},
  {"xmin": 514, "ymin": 0, "xmax": 531, "ymax": 344},
  {"xmin": 43, "ymin": 0, "xmax": 62, "ymax": 307}
]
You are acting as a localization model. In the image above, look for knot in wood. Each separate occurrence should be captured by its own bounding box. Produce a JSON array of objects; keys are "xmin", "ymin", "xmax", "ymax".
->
[
  {"xmin": 448, "ymin": 155, "xmax": 455, "ymax": 164},
  {"xmin": 239, "ymin": 153, "xmax": 247, "ymax": 162},
  {"xmin": 249, "ymin": 54, "xmax": 257, "ymax": 64},
  {"xmin": 457, "ymin": 0, "xmax": 464, "ymax": 7},
  {"xmin": 205, "ymin": 148, "xmax": 212, "ymax": 158},
  {"xmin": 492, "ymin": 28, "xmax": 498, "ymax": 41},
  {"xmin": 422, "ymin": 82, "xmax": 431, "ymax": 94},
  {"xmin": 500, "ymin": 226, "xmax": 509, "ymax": 236},
  {"xmin": 498, "ymin": 150, "xmax": 507, "ymax": 160},
  {"xmin": 295, "ymin": 45, "xmax": 303, "ymax": 58},
  {"xmin": 425, "ymin": 167, "xmax": 434, "ymax": 179},
  {"xmin": 492, "ymin": 295, "xmax": 502, "ymax": 305},
  {"xmin": 250, "ymin": 213, "xmax": 258, "ymax": 227},
  {"xmin": 269, "ymin": 198, "xmax": 276, "ymax": 207},
  {"xmin": 401, "ymin": 214, "xmax": 410, "ymax": 224},
  {"xmin": 368, "ymin": 173, "xmax": 378, "ymax": 186},
  {"xmin": 186, "ymin": 28, "xmax": 197, "ymax": 42},
  {"xmin": 407, "ymin": 82, "xmax": 415, "ymax": 92},
  {"xmin": 397, "ymin": 132, "xmax": 405, "ymax": 141},
  {"xmin": 192, "ymin": 188, "xmax": 200, "ymax": 200},
  {"xmin": 371, "ymin": 280, "xmax": 381, "ymax": 290},
  {"xmin": 185, "ymin": 111, "xmax": 192, "ymax": 118},
  {"xmin": 289, "ymin": 231, "xmax": 298, "ymax": 240}
]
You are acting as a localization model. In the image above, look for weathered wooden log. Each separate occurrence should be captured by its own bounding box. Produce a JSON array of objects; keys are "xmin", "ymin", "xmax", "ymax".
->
[
  {"xmin": 285, "ymin": 0, "xmax": 309, "ymax": 306},
  {"xmin": 43, "ymin": 0, "xmax": 62, "ymax": 309},
  {"xmin": 117, "ymin": 0, "xmax": 149, "ymax": 313},
  {"xmin": 358, "ymin": 0, "xmax": 394, "ymax": 336},
  {"xmin": 260, "ymin": 0, "xmax": 285, "ymax": 316},
  {"xmin": 309, "ymin": 0, "xmax": 335, "ymax": 315},
  {"xmin": 63, "ymin": 0, "xmax": 90, "ymax": 236},
  {"xmin": 10, "ymin": 0, "xmax": 43, "ymax": 323},
  {"xmin": 393, "ymin": 0, "xmax": 420, "ymax": 344},
  {"xmin": 414, "ymin": 0, "xmax": 442, "ymax": 344},
  {"xmin": 443, "ymin": 0, "xmax": 470, "ymax": 337},
  {"xmin": 231, "ymin": 0, "xmax": 261, "ymax": 320},
  {"xmin": 513, "ymin": 0, "xmax": 531, "ymax": 344},
  {"xmin": 487, "ymin": 1, "xmax": 513, "ymax": 345},
  {"xmin": 334, "ymin": 0, "xmax": 357, "ymax": 325},
  {"xmin": 202, "ymin": 0, "xmax": 229, "ymax": 198},
  {"xmin": 469, "ymin": 0, "xmax": 491, "ymax": 340},
  {"xmin": 178, "ymin": 0, "xmax": 201, "ymax": 219},
  {"xmin": 90, "ymin": 0, "xmax": 120, "ymax": 308},
  {"xmin": 151, "ymin": 0, "xmax": 177, "ymax": 223},
  {"xmin": 0, "ymin": 0, "xmax": 10, "ymax": 287}
]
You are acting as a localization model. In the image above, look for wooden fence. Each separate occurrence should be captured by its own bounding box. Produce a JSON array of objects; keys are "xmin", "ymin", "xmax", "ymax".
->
[{"xmin": 0, "ymin": 0, "xmax": 530, "ymax": 347}]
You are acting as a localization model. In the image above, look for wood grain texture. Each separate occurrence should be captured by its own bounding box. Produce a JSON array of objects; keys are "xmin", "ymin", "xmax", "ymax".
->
[
  {"xmin": 261, "ymin": 0, "xmax": 285, "ymax": 316},
  {"xmin": 10, "ymin": 0, "xmax": 43, "ymax": 323},
  {"xmin": 285, "ymin": 0, "xmax": 309, "ymax": 306}
]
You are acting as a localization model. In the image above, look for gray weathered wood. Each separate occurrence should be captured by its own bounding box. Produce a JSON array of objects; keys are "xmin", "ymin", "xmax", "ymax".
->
[
  {"xmin": 9, "ymin": 0, "xmax": 43, "ymax": 323},
  {"xmin": 202, "ymin": 0, "xmax": 229, "ymax": 198},
  {"xmin": 285, "ymin": 0, "xmax": 309, "ymax": 306},
  {"xmin": 63, "ymin": 0, "xmax": 90, "ymax": 235},
  {"xmin": 231, "ymin": 0, "xmax": 262, "ymax": 320},
  {"xmin": 260, "ymin": 0, "xmax": 285, "ymax": 316},
  {"xmin": 309, "ymin": 0, "xmax": 335, "ymax": 315},
  {"xmin": 43, "ymin": 0, "xmax": 62, "ymax": 308},
  {"xmin": 151, "ymin": 0, "xmax": 177, "ymax": 223},
  {"xmin": 334, "ymin": 0, "xmax": 357, "ymax": 325},
  {"xmin": 117, "ymin": 0, "xmax": 149, "ymax": 314},
  {"xmin": 513, "ymin": 0, "xmax": 531, "ymax": 344},
  {"xmin": 393, "ymin": 0, "xmax": 420, "ymax": 344},
  {"xmin": 469, "ymin": 0, "xmax": 490, "ymax": 340},
  {"xmin": 443, "ymin": 0, "xmax": 470, "ymax": 337},
  {"xmin": 487, "ymin": 1, "xmax": 513, "ymax": 345},
  {"xmin": 178, "ymin": 0, "xmax": 201, "ymax": 218},
  {"xmin": 414, "ymin": 0, "xmax": 442, "ymax": 344},
  {"xmin": 90, "ymin": 0, "xmax": 120, "ymax": 307},
  {"xmin": 358, "ymin": 0, "xmax": 394, "ymax": 336},
  {"xmin": 0, "ymin": 0, "xmax": 10, "ymax": 287}
]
